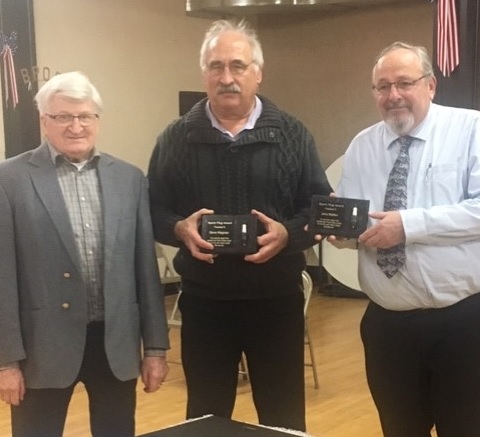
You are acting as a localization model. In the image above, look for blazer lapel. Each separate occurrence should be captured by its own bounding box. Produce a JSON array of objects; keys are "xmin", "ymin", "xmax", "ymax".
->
[
  {"xmin": 97, "ymin": 155, "xmax": 122, "ymax": 275},
  {"xmin": 29, "ymin": 144, "xmax": 81, "ymax": 270}
]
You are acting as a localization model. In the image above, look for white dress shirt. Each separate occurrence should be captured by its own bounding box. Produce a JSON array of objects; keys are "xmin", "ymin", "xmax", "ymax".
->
[{"xmin": 337, "ymin": 103, "xmax": 480, "ymax": 310}]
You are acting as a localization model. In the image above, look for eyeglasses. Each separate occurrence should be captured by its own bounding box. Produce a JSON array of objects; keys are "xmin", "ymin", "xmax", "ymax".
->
[
  {"xmin": 371, "ymin": 74, "xmax": 429, "ymax": 96},
  {"xmin": 46, "ymin": 113, "xmax": 99, "ymax": 126},
  {"xmin": 206, "ymin": 60, "xmax": 254, "ymax": 76}
]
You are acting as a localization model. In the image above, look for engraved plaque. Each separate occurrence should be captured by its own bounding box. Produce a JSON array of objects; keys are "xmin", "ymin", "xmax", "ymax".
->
[
  {"xmin": 309, "ymin": 195, "xmax": 369, "ymax": 238},
  {"xmin": 201, "ymin": 214, "xmax": 257, "ymax": 254}
]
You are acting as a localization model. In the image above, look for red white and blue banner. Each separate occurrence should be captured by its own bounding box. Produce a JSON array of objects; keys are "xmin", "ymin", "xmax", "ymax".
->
[
  {"xmin": 0, "ymin": 31, "xmax": 19, "ymax": 109},
  {"xmin": 437, "ymin": 0, "xmax": 460, "ymax": 77}
]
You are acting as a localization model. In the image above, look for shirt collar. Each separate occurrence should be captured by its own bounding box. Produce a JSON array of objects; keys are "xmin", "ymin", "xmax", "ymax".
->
[
  {"xmin": 47, "ymin": 142, "xmax": 100, "ymax": 166},
  {"xmin": 410, "ymin": 102, "xmax": 435, "ymax": 143},
  {"xmin": 383, "ymin": 102, "xmax": 434, "ymax": 149},
  {"xmin": 205, "ymin": 95, "xmax": 263, "ymax": 138}
]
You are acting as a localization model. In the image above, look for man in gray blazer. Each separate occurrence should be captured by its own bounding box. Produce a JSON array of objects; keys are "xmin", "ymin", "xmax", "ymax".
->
[{"xmin": 0, "ymin": 71, "xmax": 169, "ymax": 437}]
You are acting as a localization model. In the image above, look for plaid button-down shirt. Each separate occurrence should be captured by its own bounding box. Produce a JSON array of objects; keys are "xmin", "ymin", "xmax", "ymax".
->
[{"xmin": 50, "ymin": 144, "xmax": 105, "ymax": 322}]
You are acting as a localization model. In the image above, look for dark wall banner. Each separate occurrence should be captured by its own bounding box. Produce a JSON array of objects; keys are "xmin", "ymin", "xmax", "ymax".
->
[
  {"xmin": 433, "ymin": 0, "xmax": 480, "ymax": 110},
  {"xmin": 0, "ymin": 0, "xmax": 40, "ymax": 158}
]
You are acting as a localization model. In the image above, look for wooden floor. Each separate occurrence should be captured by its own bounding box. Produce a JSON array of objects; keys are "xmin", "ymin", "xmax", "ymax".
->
[{"xmin": 0, "ymin": 291, "xmax": 385, "ymax": 437}]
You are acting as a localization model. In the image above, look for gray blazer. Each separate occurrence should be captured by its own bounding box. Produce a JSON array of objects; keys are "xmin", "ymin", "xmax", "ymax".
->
[{"xmin": 0, "ymin": 143, "xmax": 169, "ymax": 388}]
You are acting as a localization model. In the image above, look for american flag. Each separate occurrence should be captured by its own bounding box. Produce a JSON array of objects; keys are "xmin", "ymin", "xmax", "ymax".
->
[
  {"xmin": 437, "ymin": 0, "xmax": 459, "ymax": 77},
  {"xmin": 1, "ymin": 31, "xmax": 19, "ymax": 109}
]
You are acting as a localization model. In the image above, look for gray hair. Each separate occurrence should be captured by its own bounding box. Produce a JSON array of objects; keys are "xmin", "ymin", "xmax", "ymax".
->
[
  {"xmin": 373, "ymin": 41, "xmax": 434, "ymax": 78},
  {"xmin": 199, "ymin": 19, "xmax": 264, "ymax": 72},
  {"xmin": 34, "ymin": 71, "xmax": 103, "ymax": 115}
]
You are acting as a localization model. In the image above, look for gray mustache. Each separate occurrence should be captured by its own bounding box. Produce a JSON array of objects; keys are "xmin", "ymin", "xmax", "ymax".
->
[{"xmin": 217, "ymin": 84, "xmax": 241, "ymax": 94}]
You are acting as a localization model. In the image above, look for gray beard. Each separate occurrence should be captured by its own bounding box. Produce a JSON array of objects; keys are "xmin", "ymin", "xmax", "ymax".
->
[{"xmin": 385, "ymin": 113, "xmax": 415, "ymax": 136}]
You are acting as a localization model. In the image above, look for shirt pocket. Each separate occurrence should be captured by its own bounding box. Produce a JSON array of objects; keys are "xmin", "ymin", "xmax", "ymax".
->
[{"xmin": 429, "ymin": 162, "xmax": 462, "ymax": 204}]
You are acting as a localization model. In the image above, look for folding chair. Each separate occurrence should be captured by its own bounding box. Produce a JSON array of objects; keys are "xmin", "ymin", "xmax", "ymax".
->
[
  {"xmin": 302, "ymin": 270, "xmax": 319, "ymax": 389},
  {"xmin": 155, "ymin": 243, "xmax": 182, "ymax": 329},
  {"xmin": 228, "ymin": 271, "xmax": 320, "ymax": 388}
]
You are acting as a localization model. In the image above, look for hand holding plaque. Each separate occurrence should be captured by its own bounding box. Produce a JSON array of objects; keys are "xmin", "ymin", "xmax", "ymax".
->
[
  {"xmin": 201, "ymin": 214, "xmax": 257, "ymax": 254},
  {"xmin": 309, "ymin": 195, "xmax": 369, "ymax": 238}
]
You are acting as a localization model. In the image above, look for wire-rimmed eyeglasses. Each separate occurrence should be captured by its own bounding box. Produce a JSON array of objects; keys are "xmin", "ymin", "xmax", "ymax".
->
[
  {"xmin": 206, "ymin": 60, "xmax": 255, "ymax": 76},
  {"xmin": 372, "ymin": 74, "xmax": 429, "ymax": 96},
  {"xmin": 46, "ymin": 113, "xmax": 99, "ymax": 126}
]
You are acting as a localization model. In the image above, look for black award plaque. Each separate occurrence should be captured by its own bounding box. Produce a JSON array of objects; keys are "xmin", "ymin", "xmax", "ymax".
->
[
  {"xmin": 201, "ymin": 214, "xmax": 257, "ymax": 254},
  {"xmin": 309, "ymin": 195, "xmax": 369, "ymax": 238}
]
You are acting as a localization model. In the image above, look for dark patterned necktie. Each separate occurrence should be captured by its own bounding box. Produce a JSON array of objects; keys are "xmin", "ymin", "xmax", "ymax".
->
[{"xmin": 377, "ymin": 136, "xmax": 413, "ymax": 278}]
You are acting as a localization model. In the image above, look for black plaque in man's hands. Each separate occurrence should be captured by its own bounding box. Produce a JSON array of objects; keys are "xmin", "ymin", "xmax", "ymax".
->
[
  {"xmin": 309, "ymin": 195, "xmax": 369, "ymax": 238},
  {"xmin": 201, "ymin": 214, "xmax": 257, "ymax": 254}
]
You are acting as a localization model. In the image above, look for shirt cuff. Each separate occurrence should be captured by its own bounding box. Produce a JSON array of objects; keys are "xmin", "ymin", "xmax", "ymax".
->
[{"xmin": 144, "ymin": 349, "xmax": 167, "ymax": 358}]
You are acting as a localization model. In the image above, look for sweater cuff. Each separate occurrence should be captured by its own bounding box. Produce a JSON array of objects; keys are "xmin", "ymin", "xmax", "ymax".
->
[
  {"xmin": 283, "ymin": 220, "xmax": 316, "ymax": 254},
  {"xmin": 0, "ymin": 361, "xmax": 20, "ymax": 371}
]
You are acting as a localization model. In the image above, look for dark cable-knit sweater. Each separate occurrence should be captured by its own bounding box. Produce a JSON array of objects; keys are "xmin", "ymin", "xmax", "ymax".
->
[{"xmin": 148, "ymin": 96, "xmax": 332, "ymax": 300}]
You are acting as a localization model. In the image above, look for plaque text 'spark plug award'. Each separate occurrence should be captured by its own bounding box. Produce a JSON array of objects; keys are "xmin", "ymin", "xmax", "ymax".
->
[
  {"xmin": 201, "ymin": 214, "xmax": 258, "ymax": 254},
  {"xmin": 309, "ymin": 195, "xmax": 369, "ymax": 239}
]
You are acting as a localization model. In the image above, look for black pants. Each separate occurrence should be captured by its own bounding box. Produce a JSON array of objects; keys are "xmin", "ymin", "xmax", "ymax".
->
[
  {"xmin": 11, "ymin": 322, "xmax": 137, "ymax": 437},
  {"xmin": 179, "ymin": 292, "xmax": 306, "ymax": 432},
  {"xmin": 361, "ymin": 293, "xmax": 480, "ymax": 437}
]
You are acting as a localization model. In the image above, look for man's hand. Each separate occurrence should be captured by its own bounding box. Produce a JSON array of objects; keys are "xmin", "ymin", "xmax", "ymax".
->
[
  {"xmin": 244, "ymin": 209, "xmax": 288, "ymax": 264},
  {"xmin": 0, "ymin": 368, "xmax": 25, "ymax": 406},
  {"xmin": 359, "ymin": 211, "xmax": 405, "ymax": 249},
  {"xmin": 174, "ymin": 208, "xmax": 216, "ymax": 263},
  {"xmin": 141, "ymin": 356, "xmax": 169, "ymax": 393}
]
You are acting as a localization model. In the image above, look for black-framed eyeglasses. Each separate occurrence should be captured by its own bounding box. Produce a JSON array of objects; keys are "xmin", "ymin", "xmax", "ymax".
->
[
  {"xmin": 46, "ymin": 113, "xmax": 99, "ymax": 126},
  {"xmin": 371, "ymin": 74, "xmax": 429, "ymax": 96},
  {"xmin": 206, "ymin": 60, "xmax": 254, "ymax": 76}
]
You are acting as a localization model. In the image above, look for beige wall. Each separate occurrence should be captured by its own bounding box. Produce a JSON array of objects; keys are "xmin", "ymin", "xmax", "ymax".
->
[
  {"xmin": 33, "ymin": 0, "xmax": 213, "ymax": 171},
  {"xmin": 258, "ymin": 2, "xmax": 433, "ymax": 168},
  {"xmin": 5, "ymin": 1, "xmax": 433, "ymax": 171}
]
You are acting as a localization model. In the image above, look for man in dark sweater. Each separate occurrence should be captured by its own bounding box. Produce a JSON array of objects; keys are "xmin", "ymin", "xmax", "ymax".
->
[{"xmin": 148, "ymin": 19, "xmax": 331, "ymax": 432}]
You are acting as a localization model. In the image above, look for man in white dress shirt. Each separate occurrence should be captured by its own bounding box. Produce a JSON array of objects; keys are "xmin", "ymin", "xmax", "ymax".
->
[{"xmin": 330, "ymin": 42, "xmax": 480, "ymax": 437}]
